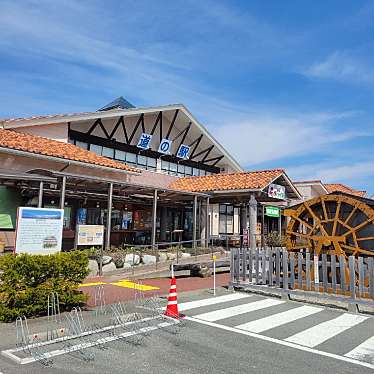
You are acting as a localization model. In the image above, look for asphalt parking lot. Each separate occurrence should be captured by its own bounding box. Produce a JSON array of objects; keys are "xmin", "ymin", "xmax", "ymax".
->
[{"xmin": 0, "ymin": 287, "xmax": 373, "ymax": 374}]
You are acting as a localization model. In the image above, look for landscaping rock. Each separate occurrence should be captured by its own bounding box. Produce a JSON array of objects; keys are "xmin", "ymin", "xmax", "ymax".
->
[
  {"xmin": 123, "ymin": 262, "xmax": 131, "ymax": 269},
  {"xmin": 125, "ymin": 253, "xmax": 140, "ymax": 265},
  {"xmin": 114, "ymin": 257, "xmax": 125, "ymax": 268},
  {"xmin": 166, "ymin": 252, "xmax": 177, "ymax": 260},
  {"xmin": 88, "ymin": 259, "xmax": 98, "ymax": 276},
  {"xmin": 180, "ymin": 252, "xmax": 191, "ymax": 258},
  {"xmin": 142, "ymin": 254, "xmax": 156, "ymax": 265},
  {"xmin": 102, "ymin": 255, "xmax": 112, "ymax": 265},
  {"xmin": 102, "ymin": 262, "xmax": 117, "ymax": 273},
  {"xmin": 158, "ymin": 252, "xmax": 168, "ymax": 262}
]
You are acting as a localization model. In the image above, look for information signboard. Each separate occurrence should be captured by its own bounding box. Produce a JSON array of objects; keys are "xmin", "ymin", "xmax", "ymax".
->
[
  {"xmin": 268, "ymin": 183, "xmax": 286, "ymax": 200},
  {"xmin": 15, "ymin": 207, "xmax": 64, "ymax": 254},
  {"xmin": 76, "ymin": 225, "xmax": 104, "ymax": 246},
  {"xmin": 265, "ymin": 206, "xmax": 280, "ymax": 218}
]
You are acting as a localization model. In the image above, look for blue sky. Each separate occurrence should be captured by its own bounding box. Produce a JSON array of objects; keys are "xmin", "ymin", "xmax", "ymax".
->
[{"xmin": 1, "ymin": 1, "xmax": 374, "ymax": 194}]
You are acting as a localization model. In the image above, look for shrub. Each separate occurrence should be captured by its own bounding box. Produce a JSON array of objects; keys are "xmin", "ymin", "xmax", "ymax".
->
[
  {"xmin": 0, "ymin": 251, "xmax": 89, "ymax": 322},
  {"xmin": 265, "ymin": 232, "xmax": 286, "ymax": 247}
]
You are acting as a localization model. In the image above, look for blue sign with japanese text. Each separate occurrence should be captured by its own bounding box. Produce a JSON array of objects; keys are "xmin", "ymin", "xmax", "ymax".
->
[
  {"xmin": 137, "ymin": 133, "xmax": 153, "ymax": 150},
  {"xmin": 158, "ymin": 138, "xmax": 172, "ymax": 154},
  {"xmin": 177, "ymin": 144, "xmax": 190, "ymax": 159}
]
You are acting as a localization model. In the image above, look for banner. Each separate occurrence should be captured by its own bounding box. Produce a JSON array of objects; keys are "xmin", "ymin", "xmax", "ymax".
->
[
  {"xmin": 76, "ymin": 225, "xmax": 104, "ymax": 246},
  {"xmin": 15, "ymin": 207, "xmax": 64, "ymax": 254}
]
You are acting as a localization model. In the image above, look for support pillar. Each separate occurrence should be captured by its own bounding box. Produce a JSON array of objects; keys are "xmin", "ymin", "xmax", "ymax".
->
[
  {"xmin": 100, "ymin": 182, "xmax": 113, "ymax": 276},
  {"xmin": 160, "ymin": 206, "xmax": 167, "ymax": 242},
  {"xmin": 151, "ymin": 189, "xmax": 158, "ymax": 250},
  {"xmin": 192, "ymin": 195, "xmax": 198, "ymax": 249},
  {"xmin": 249, "ymin": 194, "xmax": 257, "ymax": 250},
  {"xmin": 105, "ymin": 183, "xmax": 113, "ymax": 251},
  {"xmin": 59, "ymin": 176, "xmax": 66, "ymax": 209},
  {"xmin": 205, "ymin": 197, "xmax": 210, "ymax": 248},
  {"xmin": 38, "ymin": 180, "xmax": 44, "ymax": 208}
]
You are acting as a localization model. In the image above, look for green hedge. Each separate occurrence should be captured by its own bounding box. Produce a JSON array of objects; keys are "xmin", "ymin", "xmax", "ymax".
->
[{"xmin": 0, "ymin": 251, "xmax": 89, "ymax": 322}]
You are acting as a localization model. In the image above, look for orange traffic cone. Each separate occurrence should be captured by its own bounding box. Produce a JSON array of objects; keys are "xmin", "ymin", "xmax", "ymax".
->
[{"xmin": 164, "ymin": 277, "xmax": 183, "ymax": 319}]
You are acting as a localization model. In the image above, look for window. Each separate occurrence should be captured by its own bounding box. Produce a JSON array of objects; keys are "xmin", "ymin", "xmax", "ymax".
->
[
  {"xmin": 169, "ymin": 163, "xmax": 177, "ymax": 175},
  {"xmin": 102, "ymin": 146, "xmax": 114, "ymax": 158},
  {"xmin": 137, "ymin": 155, "xmax": 147, "ymax": 166},
  {"xmin": 185, "ymin": 166, "xmax": 192, "ymax": 176},
  {"xmin": 75, "ymin": 141, "xmax": 88, "ymax": 149},
  {"xmin": 177, "ymin": 164, "xmax": 185, "ymax": 177},
  {"xmin": 115, "ymin": 150, "xmax": 126, "ymax": 161},
  {"xmin": 126, "ymin": 152, "xmax": 137, "ymax": 164},
  {"xmin": 199, "ymin": 169, "xmax": 206, "ymax": 176},
  {"xmin": 147, "ymin": 157, "xmax": 157, "ymax": 170},
  {"xmin": 161, "ymin": 160, "xmax": 169, "ymax": 171},
  {"xmin": 219, "ymin": 204, "xmax": 234, "ymax": 234},
  {"xmin": 193, "ymin": 168, "xmax": 199, "ymax": 176},
  {"xmin": 90, "ymin": 144, "xmax": 103, "ymax": 155}
]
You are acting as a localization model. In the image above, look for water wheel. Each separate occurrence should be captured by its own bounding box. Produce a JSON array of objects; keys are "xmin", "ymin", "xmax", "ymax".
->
[
  {"xmin": 285, "ymin": 193, "xmax": 374, "ymax": 288},
  {"xmin": 285, "ymin": 193, "xmax": 374, "ymax": 257}
]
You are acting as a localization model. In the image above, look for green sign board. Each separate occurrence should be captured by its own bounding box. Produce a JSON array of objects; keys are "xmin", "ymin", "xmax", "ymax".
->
[{"xmin": 265, "ymin": 206, "xmax": 280, "ymax": 218}]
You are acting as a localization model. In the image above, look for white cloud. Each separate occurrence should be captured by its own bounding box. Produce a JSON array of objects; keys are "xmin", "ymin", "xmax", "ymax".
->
[
  {"xmin": 287, "ymin": 160, "xmax": 374, "ymax": 195},
  {"xmin": 305, "ymin": 51, "xmax": 374, "ymax": 85},
  {"xmin": 212, "ymin": 110, "xmax": 369, "ymax": 166}
]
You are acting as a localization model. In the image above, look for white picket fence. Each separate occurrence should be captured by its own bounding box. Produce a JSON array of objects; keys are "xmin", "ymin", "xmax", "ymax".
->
[{"xmin": 230, "ymin": 248, "xmax": 374, "ymax": 301}]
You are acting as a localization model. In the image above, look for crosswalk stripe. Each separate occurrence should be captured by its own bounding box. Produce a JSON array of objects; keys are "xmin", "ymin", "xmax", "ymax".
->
[
  {"xmin": 194, "ymin": 298, "xmax": 285, "ymax": 322},
  {"xmin": 344, "ymin": 336, "xmax": 374, "ymax": 363},
  {"xmin": 285, "ymin": 313, "xmax": 369, "ymax": 347},
  {"xmin": 236, "ymin": 305, "xmax": 323, "ymax": 333},
  {"xmin": 178, "ymin": 293, "xmax": 252, "ymax": 311}
]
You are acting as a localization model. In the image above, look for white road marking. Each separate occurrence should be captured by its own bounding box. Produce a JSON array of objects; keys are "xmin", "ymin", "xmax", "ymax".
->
[
  {"xmin": 345, "ymin": 336, "xmax": 374, "ymax": 364},
  {"xmin": 236, "ymin": 305, "xmax": 322, "ymax": 333},
  {"xmin": 177, "ymin": 293, "xmax": 252, "ymax": 311},
  {"xmin": 185, "ymin": 316, "xmax": 374, "ymax": 370},
  {"xmin": 285, "ymin": 313, "xmax": 369, "ymax": 347},
  {"xmin": 194, "ymin": 298, "xmax": 285, "ymax": 322}
]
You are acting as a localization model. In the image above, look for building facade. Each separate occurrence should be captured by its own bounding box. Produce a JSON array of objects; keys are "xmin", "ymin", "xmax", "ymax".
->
[{"xmin": 0, "ymin": 97, "xmax": 301, "ymax": 252}]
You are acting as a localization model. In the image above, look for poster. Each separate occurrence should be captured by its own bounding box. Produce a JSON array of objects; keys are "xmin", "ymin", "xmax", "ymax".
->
[
  {"xmin": 76, "ymin": 225, "xmax": 104, "ymax": 246},
  {"xmin": 15, "ymin": 207, "xmax": 64, "ymax": 254}
]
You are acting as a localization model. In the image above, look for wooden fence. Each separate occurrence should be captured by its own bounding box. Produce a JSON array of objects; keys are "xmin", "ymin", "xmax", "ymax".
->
[{"xmin": 230, "ymin": 248, "xmax": 374, "ymax": 301}]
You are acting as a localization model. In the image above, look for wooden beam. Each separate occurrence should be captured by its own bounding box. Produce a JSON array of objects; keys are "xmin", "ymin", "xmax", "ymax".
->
[
  {"xmin": 128, "ymin": 113, "xmax": 145, "ymax": 144},
  {"xmin": 165, "ymin": 109, "xmax": 179, "ymax": 139},
  {"xmin": 188, "ymin": 134, "xmax": 203, "ymax": 159}
]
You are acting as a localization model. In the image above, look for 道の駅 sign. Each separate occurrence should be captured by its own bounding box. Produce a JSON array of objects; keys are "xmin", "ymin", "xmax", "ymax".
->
[
  {"xmin": 15, "ymin": 207, "xmax": 64, "ymax": 254},
  {"xmin": 268, "ymin": 183, "xmax": 286, "ymax": 200}
]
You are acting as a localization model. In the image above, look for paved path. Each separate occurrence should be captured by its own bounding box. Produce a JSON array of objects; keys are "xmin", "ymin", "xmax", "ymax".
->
[
  {"xmin": 182, "ymin": 292, "xmax": 374, "ymax": 370},
  {"xmin": 80, "ymin": 273, "xmax": 230, "ymax": 305},
  {"xmin": 0, "ymin": 288, "xmax": 373, "ymax": 373}
]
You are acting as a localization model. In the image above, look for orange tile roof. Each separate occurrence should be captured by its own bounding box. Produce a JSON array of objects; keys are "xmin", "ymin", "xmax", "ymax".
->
[
  {"xmin": 0, "ymin": 129, "xmax": 139, "ymax": 173},
  {"xmin": 169, "ymin": 169, "xmax": 284, "ymax": 192},
  {"xmin": 325, "ymin": 183, "xmax": 366, "ymax": 197}
]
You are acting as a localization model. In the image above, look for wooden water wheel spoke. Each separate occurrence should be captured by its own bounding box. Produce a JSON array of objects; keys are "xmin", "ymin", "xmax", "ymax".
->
[
  {"xmin": 332, "ymin": 201, "xmax": 341, "ymax": 236},
  {"xmin": 344, "ymin": 206, "xmax": 357, "ymax": 225},
  {"xmin": 321, "ymin": 198, "xmax": 328, "ymax": 221}
]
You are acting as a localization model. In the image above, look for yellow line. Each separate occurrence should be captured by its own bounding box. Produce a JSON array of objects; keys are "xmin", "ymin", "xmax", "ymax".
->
[
  {"xmin": 79, "ymin": 281, "xmax": 106, "ymax": 288},
  {"xmin": 79, "ymin": 279, "xmax": 159, "ymax": 291},
  {"xmin": 110, "ymin": 280, "xmax": 160, "ymax": 291}
]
